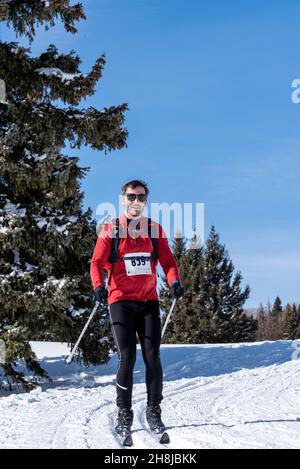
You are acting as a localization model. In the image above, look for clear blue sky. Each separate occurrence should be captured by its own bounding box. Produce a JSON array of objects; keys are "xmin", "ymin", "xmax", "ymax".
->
[{"xmin": 2, "ymin": 0, "xmax": 300, "ymax": 308}]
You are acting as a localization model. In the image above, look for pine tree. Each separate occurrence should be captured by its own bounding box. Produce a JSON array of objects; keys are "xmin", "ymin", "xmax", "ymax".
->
[
  {"xmin": 159, "ymin": 232, "xmax": 212, "ymax": 343},
  {"xmin": 283, "ymin": 303, "xmax": 300, "ymax": 340},
  {"xmin": 0, "ymin": 1, "xmax": 127, "ymax": 389},
  {"xmin": 202, "ymin": 226, "xmax": 255, "ymax": 343},
  {"xmin": 267, "ymin": 296, "xmax": 283, "ymax": 340},
  {"xmin": 295, "ymin": 305, "xmax": 300, "ymax": 340},
  {"xmin": 159, "ymin": 226, "xmax": 256, "ymax": 343},
  {"xmin": 256, "ymin": 303, "xmax": 267, "ymax": 341},
  {"xmin": 188, "ymin": 234, "xmax": 216, "ymax": 342},
  {"xmin": 4, "ymin": 0, "xmax": 86, "ymax": 43},
  {"xmin": 293, "ymin": 303, "xmax": 300, "ymax": 339}
]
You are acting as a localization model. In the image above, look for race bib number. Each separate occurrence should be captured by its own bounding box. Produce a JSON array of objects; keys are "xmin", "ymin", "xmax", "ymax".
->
[{"xmin": 124, "ymin": 252, "xmax": 152, "ymax": 276}]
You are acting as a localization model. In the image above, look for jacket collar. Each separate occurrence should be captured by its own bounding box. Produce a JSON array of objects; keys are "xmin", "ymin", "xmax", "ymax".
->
[
  {"xmin": 119, "ymin": 213, "xmax": 146, "ymax": 225},
  {"xmin": 119, "ymin": 214, "xmax": 148, "ymax": 237}
]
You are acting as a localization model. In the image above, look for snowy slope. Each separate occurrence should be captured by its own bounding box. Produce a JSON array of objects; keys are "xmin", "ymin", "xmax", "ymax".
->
[{"xmin": 0, "ymin": 340, "xmax": 299, "ymax": 449}]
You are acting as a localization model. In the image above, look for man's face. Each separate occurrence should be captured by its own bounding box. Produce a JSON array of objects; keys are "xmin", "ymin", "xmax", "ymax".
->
[{"xmin": 121, "ymin": 186, "xmax": 147, "ymax": 219}]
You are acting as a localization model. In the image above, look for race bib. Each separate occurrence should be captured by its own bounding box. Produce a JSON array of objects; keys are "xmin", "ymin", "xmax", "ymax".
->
[{"xmin": 124, "ymin": 252, "xmax": 152, "ymax": 276}]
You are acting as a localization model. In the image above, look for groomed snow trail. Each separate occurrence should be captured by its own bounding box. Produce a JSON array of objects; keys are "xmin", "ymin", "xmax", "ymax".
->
[{"xmin": 0, "ymin": 341, "xmax": 299, "ymax": 449}]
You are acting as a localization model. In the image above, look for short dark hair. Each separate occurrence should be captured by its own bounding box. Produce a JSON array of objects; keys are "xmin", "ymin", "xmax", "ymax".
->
[{"xmin": 121, "ymin": 179, "xmax": 149, "ymax": 197}]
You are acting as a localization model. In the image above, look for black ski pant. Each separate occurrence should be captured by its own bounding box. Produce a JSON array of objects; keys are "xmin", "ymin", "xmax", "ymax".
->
[{"xmin": 109, "ymin": 299, "xmax": 163, "ymax": 410}]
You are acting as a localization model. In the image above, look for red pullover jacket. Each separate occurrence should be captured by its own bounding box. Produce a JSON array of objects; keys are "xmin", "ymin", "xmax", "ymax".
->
[{"xmin": 90, "ymin": 214, "xmax": 180, "ymax": 305}]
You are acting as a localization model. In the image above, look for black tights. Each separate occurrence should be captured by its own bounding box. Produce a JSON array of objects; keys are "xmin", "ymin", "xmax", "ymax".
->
[{"xmin": 109, "ymin": 300, "xmax": 163, "ymax": 409}]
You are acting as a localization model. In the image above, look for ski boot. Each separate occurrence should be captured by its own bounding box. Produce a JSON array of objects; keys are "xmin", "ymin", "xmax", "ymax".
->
[
  {"xmin": 146, "ymin": 404, "xmax": 166, "ymax": 434},
  {"xmin": 115, "ymin": 408, "xmax": 134, "ymax": 437}
]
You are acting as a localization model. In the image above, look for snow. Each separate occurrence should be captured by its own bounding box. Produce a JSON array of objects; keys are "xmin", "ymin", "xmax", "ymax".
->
[
  {"xmin": 1, "ymin": 200, "xmax": 26, "ymax": 217},
  {"xmin": 24, "ymin": 149, "xmax": 47, "ymax": 162},
  {"xmin": 35, "ymin": 68, "xmax": 83, "ymax": 83},
  {"xmin": 0, "ymin": 199, "xmax": 26, "ymax": 234},
  {"xmin": 43, "ymin": 277, "xmax": 67, "ymax": 289},
  {"xmin": 25, "ymin": 263, "xmax": 38, "ymax": 271},
  {"xmin": 10, "ymin": 45, "xmax": 22, "ymax": 54},
  {"xmin": 0, "ymin": 340, "xmax": 299, "ymax": 449},
  {"xmin": 0, "ymin": 265, "xmax": 27, "ymax": 280},
  {"xmin": 33, "ymin": 213, "xmax": 78, "ymax": 234},
  {"xmin": 36, "ymin": 217, "xmax": 47, "ymax": 229},
  {"xmin": 0, "ymin": 272, "xmax": 68, "ymax": 292},
  {"xmin": 68, "ymin": 306, "xmax": 87, "ymax": 318},
  {"xmin": 13, "ymin": 249, "xmax": 20, "ymax": 265},
  {"xmin": 56, "ymin": 224, "xmax": 68, "ymax": 233}
]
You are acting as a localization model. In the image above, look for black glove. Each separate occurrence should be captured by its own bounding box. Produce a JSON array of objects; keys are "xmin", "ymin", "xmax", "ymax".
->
[
  {"xmin": 170, "ymin": 280, "xmax": 184, "ymax": 299},
  {"xmin": 94, "ymin": 285, "xmax": 108, "ymax": 303}
]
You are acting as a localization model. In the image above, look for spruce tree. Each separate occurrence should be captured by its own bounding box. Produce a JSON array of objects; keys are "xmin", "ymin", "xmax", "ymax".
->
[
  {"xmin": 160, "ymin": 232, "xmax": 211, "ymax": 343},
  {"xmin": 296, "ymin": 304, "xmax": 300, "ymax": 339},
  {"xmin": 0, "ymin": 1, "xmax": 127, "ymax": 389},
  {"xmin": 188, "ymin": 234, "xmax": 215, "ymax": 343},
  {"xmin": 283, "ymin": 303, "xmax": 300, "ymax": 340},
  {"xmin": 4, "ymin": 0, "xmax": 86, "ymax": 43},
  {"xmin": 256, "ymin": 303, "xmax": 267, "ymax": 341},
  {"xmin": 267, "ymin": 296, "xmax": 283, "ymax": 340},
  {"xmin": 159, "ymin": 226, "xmax": 256, "ymax": 343},
  {"xmin": 202, "ymin": 226, "xmax": 255, "ymax": 343}
]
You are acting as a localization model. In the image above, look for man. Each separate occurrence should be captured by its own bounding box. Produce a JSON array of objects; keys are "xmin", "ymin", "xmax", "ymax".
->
[{"xmin": 90, "ymin": 180, "xmax": 184, "ymax": 438}]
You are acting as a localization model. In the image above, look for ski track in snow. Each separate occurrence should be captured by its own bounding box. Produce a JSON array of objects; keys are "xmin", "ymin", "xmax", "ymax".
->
[{"xmin": 0, "ymin": 341, "xmax": 299, "ymax": 449}]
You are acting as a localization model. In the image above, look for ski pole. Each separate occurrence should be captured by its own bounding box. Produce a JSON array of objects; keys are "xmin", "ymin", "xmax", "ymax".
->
[
  {"xmin": 65, "ymin": 301, "xmax": 100, "ymax": 364},
  {"xmin": 161, "ymin": 298, "xmax": 177, "ymax": 340}
]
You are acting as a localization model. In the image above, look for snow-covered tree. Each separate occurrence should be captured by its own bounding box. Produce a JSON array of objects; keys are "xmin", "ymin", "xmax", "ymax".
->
[{"xmin": 0, "ymin": 1, "xmax": 127, "ymax": 389}]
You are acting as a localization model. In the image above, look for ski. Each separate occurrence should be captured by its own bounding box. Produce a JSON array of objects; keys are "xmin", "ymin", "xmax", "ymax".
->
[
  {"xmin": 158, "ymin": 431, "xmax": 170, "ymax": 444},
  {"xmin": 116, "ymin": 430, "xmax": 133, "ymax": 447},
  {"xmin": 148, "ymin": 428, "xmax": 170, "ymax": 444},
  {"xmin": 122, "ymin": 433, "xmax": 133, "ymax": 447}
]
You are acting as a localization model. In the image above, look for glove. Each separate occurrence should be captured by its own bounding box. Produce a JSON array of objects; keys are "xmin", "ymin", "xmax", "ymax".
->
[
  {"xmin": 94, "ymin": 285, "xmax": 108, "ymax": 303},
  {"xmin": 170, "ymin": 280, "xmax": 184, "ymax": 299}
]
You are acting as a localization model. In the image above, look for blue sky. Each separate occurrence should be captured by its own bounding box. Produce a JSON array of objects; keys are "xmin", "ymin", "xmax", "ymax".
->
[{"xmin": 1, "ymin": 0, "xmax": 300, "ymax": 308}]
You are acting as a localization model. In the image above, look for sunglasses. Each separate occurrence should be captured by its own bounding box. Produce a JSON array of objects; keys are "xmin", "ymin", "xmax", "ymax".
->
[{"xmin": 125, "ymin": 193, "xmax": 147, "ymax": 202}]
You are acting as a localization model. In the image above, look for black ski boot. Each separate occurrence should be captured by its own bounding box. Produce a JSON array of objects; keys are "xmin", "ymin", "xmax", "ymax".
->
[
  {"xmin": 146, "ymin": 404, "xmax": 166, "ymax": 434},
  {"xmin": 115, "ymin": 408, "xmax": 134, "ymax": 436}
]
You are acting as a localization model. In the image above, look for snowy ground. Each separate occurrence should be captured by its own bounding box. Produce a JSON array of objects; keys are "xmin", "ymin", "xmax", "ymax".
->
[{"xmin": 0, "ymin": 340, "xmax": 299, "ymax": 449}]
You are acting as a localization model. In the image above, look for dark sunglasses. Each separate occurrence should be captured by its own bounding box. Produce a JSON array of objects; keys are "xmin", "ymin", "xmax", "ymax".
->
[{"xmin": 125, "ymin": 193, "xmax": 147, "ymax": 202}]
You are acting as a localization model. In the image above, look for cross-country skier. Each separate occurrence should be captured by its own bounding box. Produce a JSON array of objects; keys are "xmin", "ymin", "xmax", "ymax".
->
[{"xmin": 90, "ymin": 180, "xmax": 184, "ymax": 443}]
